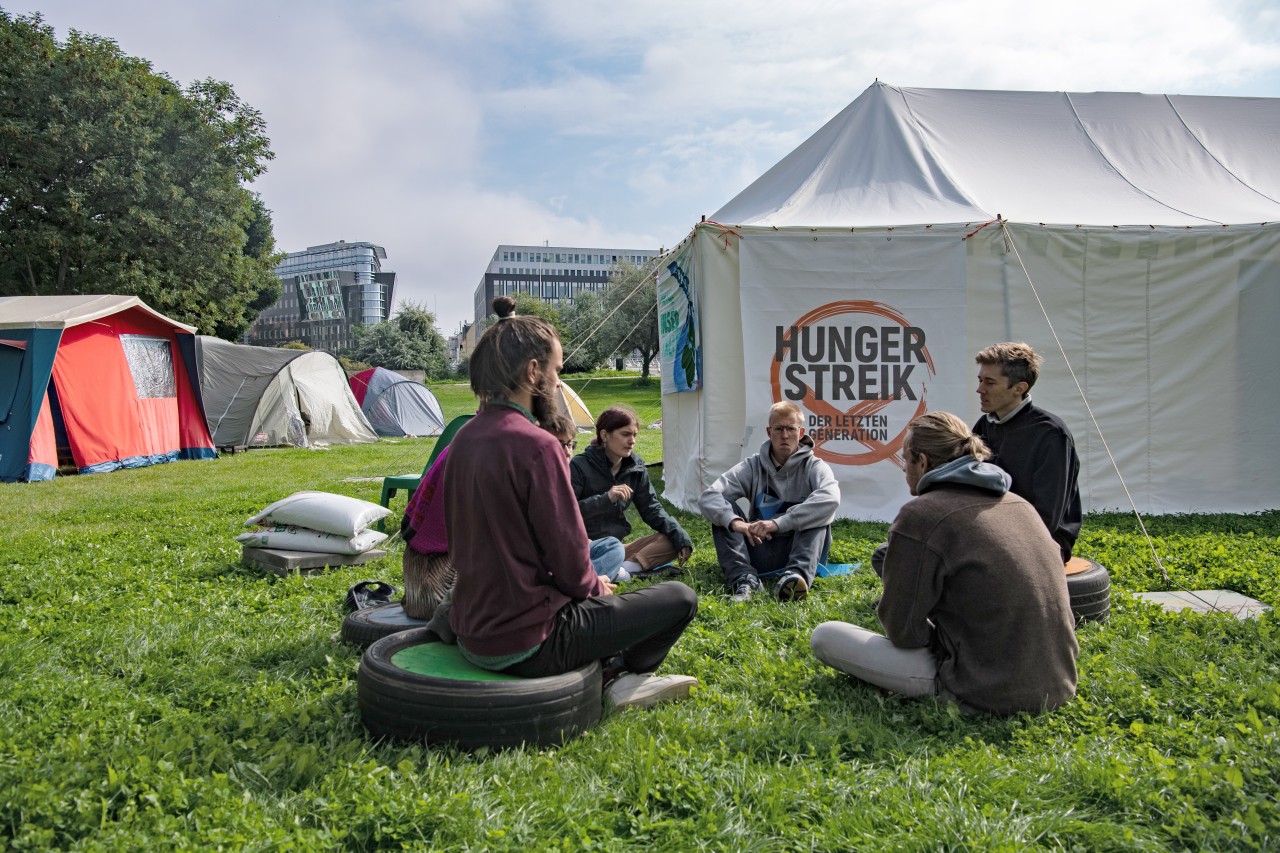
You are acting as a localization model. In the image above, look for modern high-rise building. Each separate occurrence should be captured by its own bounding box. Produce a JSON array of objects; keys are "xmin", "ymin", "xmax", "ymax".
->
[
  {"xmin": 472, "ymin": 244, "xmax": 660, "ymax": 325},
  {"xmin": 244, "ymin": 241, "xmax": 396, "ymax": 354}
]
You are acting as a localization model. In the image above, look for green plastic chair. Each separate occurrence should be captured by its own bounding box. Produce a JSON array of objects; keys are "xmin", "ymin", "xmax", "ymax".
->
[{"xmin": 377, "ymin": 414, "xmax": 473, "ymax": 530}]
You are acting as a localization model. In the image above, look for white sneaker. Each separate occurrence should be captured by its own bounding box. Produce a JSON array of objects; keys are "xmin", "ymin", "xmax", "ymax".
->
[
  {"xmin": 614, "ymin": 567, "xmax": 632, "ymax": 583},
  {"xmin": 603, "ymin": 672, "xmax": 698, "ymax": 710}
]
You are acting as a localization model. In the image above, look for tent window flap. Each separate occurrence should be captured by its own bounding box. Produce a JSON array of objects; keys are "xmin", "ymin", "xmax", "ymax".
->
[{"xmin": 121, "ymin": 335, "xmax": 176, "ymax": 399}]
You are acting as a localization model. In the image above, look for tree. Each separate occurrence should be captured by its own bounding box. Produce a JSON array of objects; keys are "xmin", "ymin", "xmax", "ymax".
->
[
  {"xmin": 561, "ymin": 290, "xmax": 609, "ymax": 373},
  {"xmin": 346, "ymin": 301, "xmax": 449, "ymax": 379},
  {"xmin": 509, "ymin": 292, "xmax": 563, "ymax": 327},
  {"xmin": 601, "ymin": 261, "xmax": 661, "ymax": 379},
  {"xmin": 0, "ymin": 12, "xmax": 281, "ymax": 338}
]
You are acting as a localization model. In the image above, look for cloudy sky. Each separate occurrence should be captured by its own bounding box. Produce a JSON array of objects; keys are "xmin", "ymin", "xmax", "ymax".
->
[{"xmin": 10, "ymin": 0, "xmax": 1280, "ymax": 333}]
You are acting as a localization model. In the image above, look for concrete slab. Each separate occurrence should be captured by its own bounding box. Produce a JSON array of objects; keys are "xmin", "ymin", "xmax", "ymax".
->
[
  {"xmin": 242, "ymin": 546, "xmax": 390, "ymax": 577},
  {"xmin": 1132, "ymin": 589, "xmax": 1271, "ymax": 620}
]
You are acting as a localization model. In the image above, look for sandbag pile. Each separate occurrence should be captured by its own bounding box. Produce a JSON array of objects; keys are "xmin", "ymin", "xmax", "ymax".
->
[{"xmin": 238, "ymin": 491, "xmax": 391, "ymax": 554}]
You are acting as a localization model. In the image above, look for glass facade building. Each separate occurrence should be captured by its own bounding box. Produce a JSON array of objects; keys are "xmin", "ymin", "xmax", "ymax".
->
[{"xmin": 244, "ymin": 241, "xmax": 396, "ymax": 353}]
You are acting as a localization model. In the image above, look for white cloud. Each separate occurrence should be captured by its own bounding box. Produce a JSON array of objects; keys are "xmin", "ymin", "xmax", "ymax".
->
[{"xmin": 11, "ymin": 0, "xmax": 1280, "ymax": 332}]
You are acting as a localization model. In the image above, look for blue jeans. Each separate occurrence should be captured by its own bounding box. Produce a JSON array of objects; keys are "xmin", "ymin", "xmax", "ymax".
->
[{"xmin": 590, "ymin": 537, "xmax": 626, "ymax": 581}]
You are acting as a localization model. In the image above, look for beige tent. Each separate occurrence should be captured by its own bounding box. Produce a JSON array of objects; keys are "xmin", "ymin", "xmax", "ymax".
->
[{"xmin": 557, "ymin": 383, "xmax": 594, "ymax": 430}]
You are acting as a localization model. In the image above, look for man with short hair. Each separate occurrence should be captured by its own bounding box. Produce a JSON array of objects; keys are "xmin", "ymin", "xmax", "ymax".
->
[
  {"xmin": 973, "ymin": 342, "xmax": 1082, "ymax": 562},
  {"xmin": 699, "ymin": 401, "xmax": 840, "ymax": 602}
]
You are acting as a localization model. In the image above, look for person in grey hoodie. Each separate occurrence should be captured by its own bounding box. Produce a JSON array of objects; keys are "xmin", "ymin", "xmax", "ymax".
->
[
  {"xmin": 699, "ymin": 401, "xmax": 840, "ymax": 602},
  {"xmin": 810, "ymin": 411, "xmax": 1078, "ymax": 716}
]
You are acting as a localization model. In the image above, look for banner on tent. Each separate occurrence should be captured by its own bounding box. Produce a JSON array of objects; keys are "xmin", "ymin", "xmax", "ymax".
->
[
  {"xmin": 740, "ymin": 234, "xmax": 970, "ymax": 518},
  {"xmin": 657, "ymin": 242, "xmax": 702, "ymax": 394}
]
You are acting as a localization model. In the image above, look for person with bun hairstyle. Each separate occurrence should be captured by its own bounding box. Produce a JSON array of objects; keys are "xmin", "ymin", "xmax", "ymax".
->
[
  {"xmin": 491, "ymin": 294, "xmax": 517, "ymax": 320},
  {"xmin": 570, "ymin": 406, "xmax": 693, "ymax": 581},
  {"xmin": 441, "ymin": 298, "xmax": 699, "ymax": 711},
  {"xmin": 810, "ymin": 411, "xmax": 1078, "ymax": 716}
]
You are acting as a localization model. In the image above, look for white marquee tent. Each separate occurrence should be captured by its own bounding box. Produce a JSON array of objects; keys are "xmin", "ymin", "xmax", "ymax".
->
[{"xmin": 661, "ymin": 82, "xmax": 1280, "ymax": 521}]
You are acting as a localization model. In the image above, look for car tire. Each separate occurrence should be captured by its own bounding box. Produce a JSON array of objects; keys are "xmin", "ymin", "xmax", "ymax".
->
[
  {"xmin": 341, "ymin": 602, "xmax": 428, "ymax": 648},
  {"xmin": 1065, "ymin": 558, "xmax": 1111, "ymax": 625},
  {"xmin": 357, "ymin": 628, "xmax": 601, "ymax": 749}
]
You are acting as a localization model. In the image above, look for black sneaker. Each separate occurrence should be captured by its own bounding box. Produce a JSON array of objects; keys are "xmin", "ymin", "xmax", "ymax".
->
[
  {"xmin": 775, "ymin": 571, "xmax": 809, "ymax": 602},
  {"xmin": 729, "ymin": 581, "xmax": 756, "ymax": 603}
]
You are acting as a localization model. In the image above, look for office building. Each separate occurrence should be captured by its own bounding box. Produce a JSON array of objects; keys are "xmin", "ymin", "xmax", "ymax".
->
[
  {"xmin": 244, "ymin": 241, "xmax": 397, "ymax": 354},
  {"xmin": 472, "ymin": 244, "xmax": 660, "ymax": 325}
]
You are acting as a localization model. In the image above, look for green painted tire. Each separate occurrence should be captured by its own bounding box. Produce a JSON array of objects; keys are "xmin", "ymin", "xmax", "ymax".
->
[{"xmin": 357, "ymin": 628, "xmax": 602, "ymax": 749}]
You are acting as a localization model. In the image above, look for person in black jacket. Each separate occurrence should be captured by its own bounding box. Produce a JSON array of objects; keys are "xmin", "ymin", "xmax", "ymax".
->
[
  {"xmin": 973, "ymin": 342, "xmax": 1081, "ymax": 562},
  {"xmin": 570, "ymin": 407, "xmax": 693, "ymax": 580}
]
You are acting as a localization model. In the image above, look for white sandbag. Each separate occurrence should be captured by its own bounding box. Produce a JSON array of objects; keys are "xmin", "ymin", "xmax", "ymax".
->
[
  {"xmin": 245, "ymin": 490, "xmax": 391, "ymax": 537},
  {"xmin": 236, "ymin": 524, "xmax": 388, "ymax": 555}
]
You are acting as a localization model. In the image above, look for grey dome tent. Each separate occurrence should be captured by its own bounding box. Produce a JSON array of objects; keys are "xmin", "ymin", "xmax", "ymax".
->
[
  {"xmin": 195, "ymin": 337, "xmax": 377, "ymax": 448},
  {"xmin": 349, "ymin": 367, "xmax": 446, "ymax": 437}
]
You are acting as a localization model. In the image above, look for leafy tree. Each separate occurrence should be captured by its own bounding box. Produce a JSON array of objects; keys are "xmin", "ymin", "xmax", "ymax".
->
[
  {"xmin": 338, "ymin": 354, "xmax": 372, "ymax": 374},
  {"xmin": 509, "ymin": 292, "xmax": 563, "ymax": 327},
  {"xmin": 561, "ymin": 290, "xmax": 609, "ymax": 373},
  {"xmin": 0, "ymin": 12, "xmax": 281, "ymax": 338},
  {"xmin": 347, "ymin": 301, "xmax": 449, "ymax": 379},
  {"xmin": 278, "ymin": 340, "xmax": 310, "ymax": 350},
  {"xmin": 602, "ymin": 260, "xmax": 661, "ymax": 379}
]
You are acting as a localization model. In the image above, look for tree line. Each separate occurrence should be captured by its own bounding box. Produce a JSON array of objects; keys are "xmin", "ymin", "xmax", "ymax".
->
[
  {"xmin": 1, "ymin": 11, "xmax": 661, "ymax": 381},
  {"xmin": 0, "ymin": 11, "xmax": 281, "ymax": 338}
]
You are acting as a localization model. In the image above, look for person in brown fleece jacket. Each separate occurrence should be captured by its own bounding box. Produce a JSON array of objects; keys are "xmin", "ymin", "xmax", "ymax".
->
[{"xmin": 811, "ymin": 411, "xmax": 1078, "ymax": 716}]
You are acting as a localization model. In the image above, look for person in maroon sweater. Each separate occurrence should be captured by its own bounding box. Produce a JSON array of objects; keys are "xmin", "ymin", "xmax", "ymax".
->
[{"xmin": 442, "ymin": 297, "xmax": 699, "ymax": 710}]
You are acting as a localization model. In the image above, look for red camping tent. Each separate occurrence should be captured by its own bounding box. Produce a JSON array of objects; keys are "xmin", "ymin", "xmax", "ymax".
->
[{"xmin": 0, "ymin": 295, "xmax": 216, "ymax": 480}]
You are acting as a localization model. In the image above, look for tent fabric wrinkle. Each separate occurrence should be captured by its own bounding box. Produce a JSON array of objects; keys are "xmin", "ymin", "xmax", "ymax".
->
[{"xmin": 713, "ymin": 83, "xmax": 1280, "ymax": 229}]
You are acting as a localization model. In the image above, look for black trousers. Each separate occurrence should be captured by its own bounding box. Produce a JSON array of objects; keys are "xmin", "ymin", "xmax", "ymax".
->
[{"xmin": 503, "ymin": 581, "xmax": 698, "ymax": 679}]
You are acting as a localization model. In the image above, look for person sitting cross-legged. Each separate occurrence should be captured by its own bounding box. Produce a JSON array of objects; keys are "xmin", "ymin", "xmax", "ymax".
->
[
  {"xmin": 441, "ymin": 297, "xmax": 699, "ymax": 711},
  {"xmin": 699, "ymin": 401, "xmax": 840, "ymax": 603},
  {"xmin": 810, "ymin": 411, "xmax": 1078, "ymax": 716},
  {"xmin": 570, "ymin": 406, "xmax": 693, "ymax": 582},
  {"xmin": 542, "ymin": 412, "xmax": 627, "ymax": 583}
]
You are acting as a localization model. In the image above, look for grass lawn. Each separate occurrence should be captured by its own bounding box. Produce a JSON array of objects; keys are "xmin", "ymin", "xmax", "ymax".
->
[{"xmin": 1, "ymin": 376, "xmax": 1278, "ymax": 849}]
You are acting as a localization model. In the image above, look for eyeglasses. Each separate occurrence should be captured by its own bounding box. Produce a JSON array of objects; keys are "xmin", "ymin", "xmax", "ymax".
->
[{"xmin": 561, "ymin": 440, "xmax": 577, "ymax": 451}]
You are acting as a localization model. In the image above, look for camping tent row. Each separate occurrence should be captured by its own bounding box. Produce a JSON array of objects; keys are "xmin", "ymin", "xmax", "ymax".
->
[
  {"xmin": 0, "ymin": 295, "xmax": 450, "ymax": 481},
  {"xmin": 658, "ymin": 82, "xmax": 1280, "ymax": 521}
]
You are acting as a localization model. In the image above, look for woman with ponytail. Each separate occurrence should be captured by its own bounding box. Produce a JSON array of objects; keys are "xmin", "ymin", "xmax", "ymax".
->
[{"xmin": 810, "ymin": 411, "xmax": 1079, "ymax": 716}]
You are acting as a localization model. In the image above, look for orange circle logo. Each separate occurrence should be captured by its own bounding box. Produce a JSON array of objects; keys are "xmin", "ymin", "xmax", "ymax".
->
[{"xmin": 769, "ymin": 300, "xmax": 934, "ymax": 468}]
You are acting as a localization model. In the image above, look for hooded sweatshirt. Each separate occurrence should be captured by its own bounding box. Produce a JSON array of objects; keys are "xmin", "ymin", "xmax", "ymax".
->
[
  {"xmin": 878, "ymin": 454, "xmax": 1079, "ymax": 715},
  {"xmin": 699, "ymin": 435, "xmax": 839, "ymax": 534}
]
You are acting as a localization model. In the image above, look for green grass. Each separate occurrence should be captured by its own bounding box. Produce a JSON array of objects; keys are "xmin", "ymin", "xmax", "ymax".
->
[
  {"xmin": 2, "ymin": 382, "xmax": 1279, "ymax": 849},
  {"xmin": 430, "ymin": 373, "xmax": 664, "ymax": 460}
]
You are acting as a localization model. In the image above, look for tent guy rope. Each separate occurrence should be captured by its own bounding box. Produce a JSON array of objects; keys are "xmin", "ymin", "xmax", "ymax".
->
[{"xmin": 998, "ymin": 222, "xmax": 1229, "ymax": 612}]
